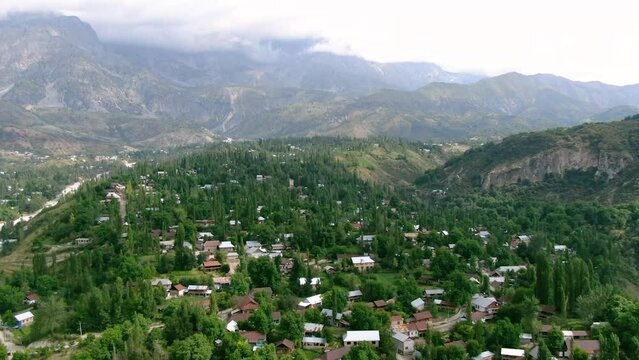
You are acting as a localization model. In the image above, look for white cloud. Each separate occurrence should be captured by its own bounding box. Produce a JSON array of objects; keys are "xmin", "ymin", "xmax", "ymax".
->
[{"xmin": 1, "ymin": 0, "xmax": 638, "ymax": 85}]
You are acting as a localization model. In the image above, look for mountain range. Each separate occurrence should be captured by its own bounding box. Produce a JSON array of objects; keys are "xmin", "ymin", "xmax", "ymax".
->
[{"xmin": 1, "ymin": 14, "xmax": 639, "ymax": 154}]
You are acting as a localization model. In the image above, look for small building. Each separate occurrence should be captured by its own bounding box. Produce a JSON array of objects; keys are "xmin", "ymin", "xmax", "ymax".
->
[
  {"xmin": 474, "ymin": 351, "xmax": 495, "ymax": 360},
  {"xmin": 75, "ymin": 237, "xmax": 92, "ymax": 246},
  {"xmin": 501, "ymin": 348, "xmax": 525, "ymax": 360},
  {"xmin": 572, "ymin": 340, "xmax": 600, "ymax": 357},
  {"xmin": 424, "ymin": 288, "xmax": 446, "ymax": 298},
  {"xmin": 213, "ymin": 277, "xmax": 231, "ymax": 291},
  {"xmin": 359, "ymin": 235, "xmax": 375, "ymax": 243},
  {"xmin": 298, "ymin": 294, "xmax": 323, "ymax": 309},
  {"xmin": 348, "ymin": 290, "xmax": 363, "ymax": 302},
  {"xmin": 302, "ymin": 336, "xmax": 327, "ymax": 349},
  {"xmin": 304, "ymin": 322, "xmax": 324, "ymax": 335},
  {"xmin": 411, "ymin": 311, "xmax": 433, "ymax": 323},
  {"xmin": 151, "ymin": 278, "xmax": 172, "ymax": 292},
  {"xmin": 170, "ymin": 284, "xmax": 187, "ymax": 297},
  {"xmin": 343, "ymin": 330, "xmax": 380, "ymax": 347},
  {"xmin": 202, "ymin": 240, "xmax": 220, "ymax": 253},
  {"xmin": 317, "ymin": 347, "xmax": 351, "ymax": 360},
  {"xmin": 15, "ymin": 311, "xmax": 34, "ymax": 327},
  {"xmin": 351, "ymin": 256, "xmax": 375, "ymax": 271},
  {"xmin": 496, "ymin": 265, "xmax": 527, "ymax": 275},
  {"xmin": 276, "ymin": 339, "xmax": 295, "ymax": 354},
  {"xmin": 202, "ymin": 260, "xmax": 222, "ymax": 272},
  {"xmin": 411, "ymin": 298, "xmax": 426, "ymax": 311},
  {"xmin": 240, "ymin": 331, "xmax": 267, "ymax": 350},
  {"xmin": 235, "ymin": 295, "xmax": 260, "ymax": 313},
  {"xmin": 299, "ymin": 277, "xmax": 321, "ymax": 289},
  {"xmin": 218, "ymin": 241, "xmax": 235, "ymax": 252},
  {"xmin": 24, "ymin": 292, "xmax": 39, "ymax": 305},
  {"xmin": 472, "ymin": 295, "xmax": 499, "ymax": 314},
  {"xmin": 554, "ymin": 245, "xmax": 569, "ymax": 253},
  {"xmin": 159, "ymin": 240, "xmax": 175, "ymax": 251},
  {"xmin": 186, "ymin": 285, "xmax": 211, "ymax": 297},
  {"xmin": 280, "ymin": 258, "xmax": 294, "ymax": 273},
  {"xmin": 392, "ymin": 332, "xmax": 415, "ymax": 354}
]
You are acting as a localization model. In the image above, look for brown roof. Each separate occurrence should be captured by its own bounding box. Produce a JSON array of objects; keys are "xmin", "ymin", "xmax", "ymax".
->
[
  {"xmin": 25, "ymin": 293, "xmax": 40, "ymax": 301},
  {"xmin": 390, "ymin": 315, "xmax": 403, "ymax": 322},
  {"xmin": 213, "ymin": 277, "xmax": 231, "ymax": 284},
  {"xmin": 445, "ymin": 340, "xmax": 466, "ymax": 348},
  {"xmin": 540, "ymin": 304, "xmax": 556, "ymax": 314},
  {"xmin": 240, "ymin": 331, "xmax": 266, "ymax": 344},
  {"xmin": 317, "ymin": 346, "xmax": 352, "ymax": 360},
  {"xmin": 271, "ymin": 311, "xmax": 282, "ymax": 321},
  {"xmin": 235, "ymin": 295, "xmax": 260, "ymax": 311},
  {"xmin": 413, "ymin": 311, "xmax": 433, "ymax": 321},
  {"xmin": 173, "ymin": 284, "xmax": 186, "ymax": 291},
  {"xmin": 415, "ymin": 320, "xmax": 428, "ymax": 332},
  {"xmin": 230, "ymin": 313, "xmax": 251, "ymax": 322},
  {"xmin": 203, "ymin": 240, "xmax": 220, "ymax": 248},
  {"xmin": 277, "ymin": 339, "xmax": 295, "ymax": 350},
  {"xmin": 373, "ymin": 300, "xmax": 387, "ymax": 308},
  {"xmin": 203, "ymin": 260, "xmax": 221, "ymax": 268},
  {"xmin": 574, "ymin": 340, "xmax": 600, "ymax": 354}
]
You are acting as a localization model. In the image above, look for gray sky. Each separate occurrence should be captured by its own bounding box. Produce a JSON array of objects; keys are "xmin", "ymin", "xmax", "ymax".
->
[{"xmin": 2, "ymin": 0, "xmax": 639, "ymax": 85}]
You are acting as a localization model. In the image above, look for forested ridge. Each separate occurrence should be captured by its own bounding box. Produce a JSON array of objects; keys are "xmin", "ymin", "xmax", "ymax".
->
[{"xmin": 0, "ymin": 139, "xmax": 638, "ymax": 360}]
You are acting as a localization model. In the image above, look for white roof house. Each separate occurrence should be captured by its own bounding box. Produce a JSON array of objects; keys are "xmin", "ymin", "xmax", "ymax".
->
[
  {"xmin": 474, "ymin": 351, "xmax": 495, "ymax": 360},
  {"xmin": 304, "ymin": 322, "xmax": 324, "ymax": 333},
  {"xmin": 424, "ymin": 288, "xmax": 446, "ymax": 297},
  {"xmin": 298, "ymin": 294, "xmax": 323, "ymax": 308},
  {"xmin": 501, "ymin": 348, "xmax": 525, "ymax": 357},
  {"xmin": 321, "ymin": 308, "xmax": 343, "ymax": 320},
  {"xmin": 299, "ymin": 277, "xmax": 322, "ymax": 286},
  {"xmin": 218, "ymin": 241, "xmax": 235, "ymax": 250},
  {"xmin": 351, "ymin": 256, "xmax": 375, "ymax": 265},
  {"xmin": 472, "ymin": 294, "xmax": 498, "ymax": 312},
  {"xmin": 226, "ymin": 320, "xmax": 238, "ymax": 332},
  {"xmin": 198, "ymin": 232, "xmax": 214, "ymax": 240},
  {"xmin": 392, "ymin": 331, "xmax": 410, "ymax": 343},
  {"xmin": 246, "ymin": 240, "xmax": 262, "ymax": 248},
  {"xmin": 359, "ymin": 235, "xmax": 376, "ymax": 242},
  {"xmin": 411, "ymin": 298, "xmax": 426, "ymax": 311},
  {"xmin": 15, "ymin": 311, "xmax": 34, "ymax": 322},
  {"xmin": 348, "ymin": 290, "xmax": 363, "ymax": 298},
  {"xmin": 554, "ymin": 245, "xmax": 569, "ymax": 252},
  {"xmin": 343, "ymin": 331, "xmax": 381, "ymax": 342},
  {"xmin": 477, "ymin": 231, "xmax": 491, "ymax": 239}
]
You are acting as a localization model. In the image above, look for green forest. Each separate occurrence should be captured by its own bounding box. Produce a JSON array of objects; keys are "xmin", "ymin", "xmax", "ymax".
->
[{"xmin": 0, "ymin": 138, "xmax": 638, "ymax": 360}]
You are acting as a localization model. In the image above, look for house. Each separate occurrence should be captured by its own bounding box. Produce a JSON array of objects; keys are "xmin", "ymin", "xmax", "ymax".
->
[
  {"xmin": 324, "ymin": 266, "xmax": 336, "ymax": 275},
  {"xmin": 348, "ymin": 290, "xmax": 363, "ymax": 302},
  {"xmin": 230, "ymin": 312, "xmax": 251, "ymax": 323},
  {"xmin": 520, "ymin": 333, "xmax": 533, "ymax": 345},
  {"xmin": 299, "ymin": 277, "xmax": 321, "ymax": 289},
  {"xmin": 14, "ymin": 311, "xmax": 34, "ymax": 327},
  {"xmin": 170, "ymin": 284, "xmax": 186, "ymax": 297},
  {"xmin": 554, "ymin": 245, "xmax": 569, "ymax": 253},
  {"xmin": 280, "ymin": 258, "xmax": 294, "ymax": 273},
  {"xmin": 218, "ymin": 241, "xmax": 235, "ymax": 252},
  {"xmin": 186, "ymin": 285, "xmax": 211, "ymax": 297},
  {"xmin": 226, "ymin": 320, "xmax": 238, "ymax": 332},
  {"xmin": 424, "ymin": 288, "xmax": 446, "ymax": 298},
  {"xmin": 213, "ymin": 277, "xmax": 231, "ymax": 291},
  {"xmin": 343, "ymin": 330, "xmax": 380, "ymax": 347},
  {"xmin": 411, "ymin": 298, "xmax": 426, "ymax": 311},
  {"xmin": 501, "ymin": 348, "xmax": 525, "ymax": 360},
  {"xmin": 390, "ymin": 315, "xmax": 404, "ymax": 326},
  {"xmin": 572, "ymin": 340, "xmax": 600, "ymax": 357},
  {"xmin": 351, "ymin": 256, "xmax": 375, "ymax": 271},
  {"xmin": 302, "ymin": 336, "xmax": 327, "ymax": 349},
  {"xmin": 202, "ymin": 240, "xmax": 220, "ymax": 253},
  {"xmin": 240, "ymin": 331, "xmax": 267, "ymax": 350},
  {"xmin": 370, "ymin": 299, "xmax": 387, "ymax": 309},
  {"xmin": 271, "ymin": 311, "xmax": 281, "ymax": 325},
  {"xmin": 317, "ymin": 347, "xmax": 351, "ymax": 360},
  {"xmin": 477, "ymin": 231, "xmax": 491, "ymax": 239},
  {"xmin": 105, "ymin": 192, "xmax": 121, "ymax": 200},
  {"xmin": 472, "ymin": 295, "xmax": 499, "ymax": 314},
  {"xmin": 159, "ymin": 240, "xmax": 175, "ymax": 251},
  {"xmin": 24, "ymin": 292, "xmax": 39, "ymax": 305},
  {"xmin": 321, "ymin": 308, "xmax": 343, "ymax": 324},
  {"xmin": 202, "ymin": 260, "xmax": 222, "ymax": 272},
  {"xmin": 151, "ymin": 278, "xmax": 172, "ymax": 292},
  {"xmin": 75, "ymin": 237, "xmax": 92, "ymax": 246},
  {"xmin": 359, "ymin": 235, "xmax": 375, "ymax": 243},
  {"xmin": 235, "ymin": 295, "xmax": 260, "ymax": 313},
  {"xmin": 298, "ymin": 294, "xmax": 323, "ymax": 309},
  {"xmin": 474, "ymin": 351, "xmax": 495, "ymax": 360},
  {"xmin": 304, "ymin": 322, "xmax": 324, "ymax": 334},
  {"xmin": 96, "ymin": 215, "xmax": 110, "ymax": 223},
  {"xmin": 246, "ymin": 240, "xmax": 262, "ymax": 249},
  {"xmin": 392, "ymin": 332, "xmax": 415, "ymax": 354},
  {"xmin": 276, "ymin": 339, "xmax": 295, "ymax": 354},
  {"xmin": 411, "ymin": 311, "xmax": 433, "ymax": 323}
]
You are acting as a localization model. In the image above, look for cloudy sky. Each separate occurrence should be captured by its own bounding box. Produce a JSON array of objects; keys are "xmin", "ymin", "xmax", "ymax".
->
[{"xmin": 2, "ymin": 0, "xmax": 639, "ymax": 85}]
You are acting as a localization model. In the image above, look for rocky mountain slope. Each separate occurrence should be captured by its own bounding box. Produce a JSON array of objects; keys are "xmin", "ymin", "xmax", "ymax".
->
[
  {"xmin": 418, "ymin": 114, "xmax": 639, "ymax": 202},
  {"xmin": 1, "ymin": 14, "xmax": 639, "ymax": 154}
]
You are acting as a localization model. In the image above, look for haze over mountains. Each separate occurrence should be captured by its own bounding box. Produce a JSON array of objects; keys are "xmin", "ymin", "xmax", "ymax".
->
[{"xmin": 1, "ymin": 14, "xmax": 639, "ymax": 154}]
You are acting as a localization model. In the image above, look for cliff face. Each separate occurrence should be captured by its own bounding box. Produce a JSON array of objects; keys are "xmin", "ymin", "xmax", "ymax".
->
[{"xmin": 480, "ymin": 146, "xmax": 633, "ymax": 188}]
